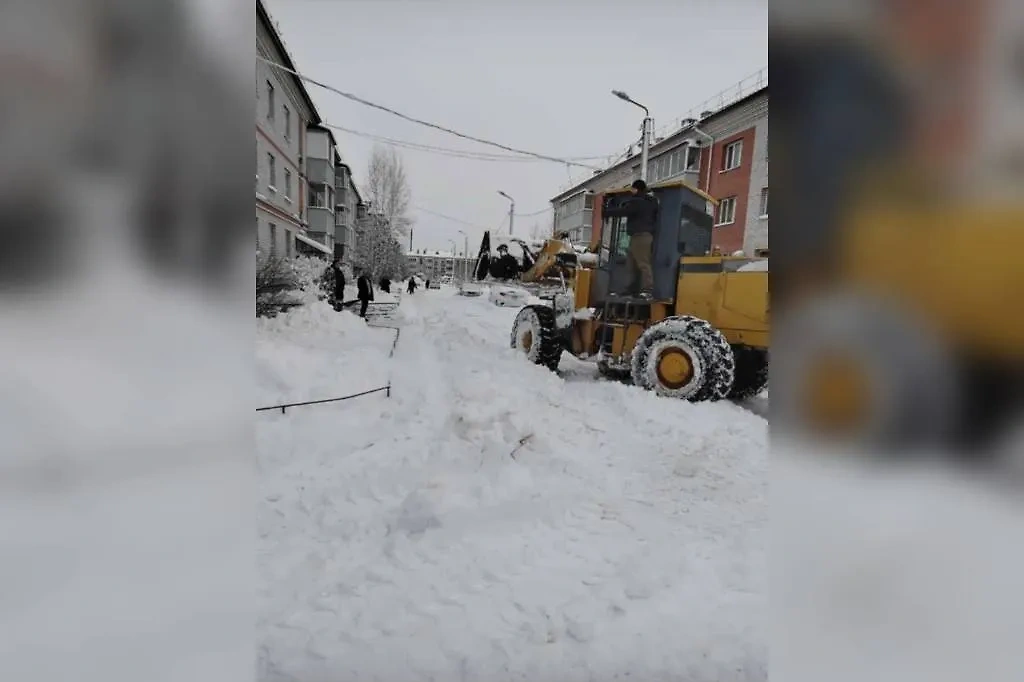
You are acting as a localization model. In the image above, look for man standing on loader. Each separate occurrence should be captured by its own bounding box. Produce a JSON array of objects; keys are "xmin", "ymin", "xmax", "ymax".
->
[{"xmin": 602, "ymin": 179, "xmax": 659, "ymax": 299}]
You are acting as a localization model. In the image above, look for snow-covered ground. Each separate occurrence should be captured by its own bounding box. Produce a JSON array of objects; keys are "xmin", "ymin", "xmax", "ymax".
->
[{"xmin": 256, "ymin": 289, "xmax": 768, "ymax": 681}]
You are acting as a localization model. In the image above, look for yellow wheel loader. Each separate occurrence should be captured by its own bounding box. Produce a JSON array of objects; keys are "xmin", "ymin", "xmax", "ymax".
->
[{"xmin": 510, "ymin": 181, "xmax": 770, "ymax": 402}]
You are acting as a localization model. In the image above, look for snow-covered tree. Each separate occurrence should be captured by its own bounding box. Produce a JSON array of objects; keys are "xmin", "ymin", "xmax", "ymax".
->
[
  {"xmin": 353, "ymin": 145, "xmax": 414, "ymax": 280},
  {"xmin": 364, "ymin": 145, "xmax": 413, "ymax": 239},
  {"xmin": 529, "ymin": 222, "xmax": 550, "ymax": 241}
]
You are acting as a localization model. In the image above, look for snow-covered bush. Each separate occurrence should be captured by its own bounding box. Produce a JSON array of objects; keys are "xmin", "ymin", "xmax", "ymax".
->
[
  {"xmin": 256, "ymin": 252, "xmax": 300, "ymax": 318},
  {"xmin": 288, "ymin": 255, "xmax": 330, "ymax": 293}
]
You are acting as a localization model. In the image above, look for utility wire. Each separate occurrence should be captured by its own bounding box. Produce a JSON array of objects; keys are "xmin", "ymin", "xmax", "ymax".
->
[
  {"xmin": 258, "ymin": 55, "xmax": 604, "ymax": 170},
  {"xmin": 324, "ymin": 122, "xmax": 608, "ymax": 164},
  {"xmin": 411, "ymin": 205, "xmax": 491, "ymax": 230}
]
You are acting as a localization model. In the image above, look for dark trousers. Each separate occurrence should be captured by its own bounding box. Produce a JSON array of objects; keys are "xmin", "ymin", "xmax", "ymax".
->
[{"xmin": 359, "ymin": 298, "xmax": 369, "ymax": 317}]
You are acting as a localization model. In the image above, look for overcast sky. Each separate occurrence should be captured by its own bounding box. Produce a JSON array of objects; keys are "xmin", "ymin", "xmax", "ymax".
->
[{"xmin": 263, "ymin": 0, "xmax": 767, "ymax": 255}]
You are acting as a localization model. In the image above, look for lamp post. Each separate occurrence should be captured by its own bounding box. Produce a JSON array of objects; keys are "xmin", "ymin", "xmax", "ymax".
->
[
  {"xmin": 456, "ymin": 229, "xmax": 469, "ymax": 281},
  {"xmin": 498, "ymin": 190, "xmax": 515, "ymax": 236},
  {"xmin": 612, "ymin": 89, "xmax": 652, "ymax": 182}
]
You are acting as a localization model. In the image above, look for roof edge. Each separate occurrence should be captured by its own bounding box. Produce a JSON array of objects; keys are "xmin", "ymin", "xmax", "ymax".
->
[
  {"xmin": 257, "ymin": 0, "xmax": 322, "ymax": 125},
  {"xmin": 549, "ymin": 84, "xmax": 768, "ymax": 203}
]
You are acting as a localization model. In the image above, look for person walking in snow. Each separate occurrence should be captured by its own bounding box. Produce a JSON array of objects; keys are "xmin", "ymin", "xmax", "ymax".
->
[
  {"xmin": 379, "ymin": 276, "xmax": 392, "ymax": 294},
  {"xmin": 330, "ymin": 257, "xmax": 346, "ymax": 310},
  {"xmin": 406, "ymin": 278, "xmax": 417, "ymax": 295},
  {"xmin": 356, "ymin": 269, "xmax": 374, "ymax": 318}
]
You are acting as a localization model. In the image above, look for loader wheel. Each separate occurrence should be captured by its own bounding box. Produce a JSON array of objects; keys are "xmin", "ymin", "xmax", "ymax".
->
[
  {"xmin": 729, "ymin": 347, "xmax": 769, "ymax": 400},
  {"xmin": 773, "ymin": 294, "xmax": 959, "ymax": 449},
  {"xmin": 631, "ymin": 316, "xmax": 735, "ymax": 401},
  {"xmin": 511, "ymin": 305, "xmax": 562, "ymax": 371}
]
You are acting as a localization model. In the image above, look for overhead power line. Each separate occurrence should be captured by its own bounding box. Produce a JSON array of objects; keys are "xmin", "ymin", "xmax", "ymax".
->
[
  {"xmin": 514, "ymin": 206, "xmax": 552, "ymax": 218},
  {"xmin": 411, "ymin": 205, "xmax": 491, "ymax": 230},
  {"xmin": 324, "ymin": 122, "xmax": 606, "ymax": 163},
  {"xmin": 258, "ymin": 55, "xmax": 603, "ymax": 170}
]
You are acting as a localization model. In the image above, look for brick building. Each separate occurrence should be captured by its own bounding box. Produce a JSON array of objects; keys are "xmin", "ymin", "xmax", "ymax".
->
[{"xmin": 551, "ymin": 85, "xmax": 768, "ymax": 255}]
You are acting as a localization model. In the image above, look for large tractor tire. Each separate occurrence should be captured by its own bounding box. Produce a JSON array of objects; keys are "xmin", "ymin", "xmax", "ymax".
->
[
  {"xmin": 511, "ymin": 305, "xmax": 563, "ymax": 371},
  {"xmin": 772, "ymin": 293, "xmax": 959, "ymax": 450},
  {"xmin": 729, "ymin": 346, "xmax": 769, "ymax": 400},
  {"xmin": 631, "ymin": 316, "xmax": 735, "ymax": 401}
]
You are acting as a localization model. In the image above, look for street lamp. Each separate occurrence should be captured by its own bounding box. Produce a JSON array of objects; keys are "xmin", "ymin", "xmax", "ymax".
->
[
  {"xmin": 456, "ymin": 229, "xmax": 469, "ymax": 281},
  {"xmin": 612, "ymin": 89, "xmax": 652, "ymax": 182},
  {"xmin": 497, "ymin": 190, "xmax": 515, "ymax": 236}
]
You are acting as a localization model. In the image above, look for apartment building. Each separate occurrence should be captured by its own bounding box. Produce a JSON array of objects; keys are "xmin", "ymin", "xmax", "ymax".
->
[
  {"xmin": 551, "ymin": 85, "xmax": 768, "ymax": 255},
  {"xmin": 334, "ymin": 162, "xmax": 362, "ymax": 263},
  {"xmin": 256, "ymin": 0, "xmax": 328, "ymax": 258},
  {"xmin": 406, "ymin": 252, "xmax": 475, "ymax": 282}
]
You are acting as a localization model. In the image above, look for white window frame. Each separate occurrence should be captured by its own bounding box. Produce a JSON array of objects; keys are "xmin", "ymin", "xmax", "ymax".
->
[
  {"xmin": 722, "ymin": 140, "xmax": 743, "ymax": 172},
  {"xmin": 685, "ymin": 146, "xmax": 701, "ymax": 172},
  {"xmin": 715, "ymin": 196, "xmax": 737, "ymax": 226},
  {"xmin": 759, "ymin": 187, "xmax": 768, "ymax": 219},
  {"xmin": 308, "ymin": 182, "xmax": 328, "ymax": 209}
]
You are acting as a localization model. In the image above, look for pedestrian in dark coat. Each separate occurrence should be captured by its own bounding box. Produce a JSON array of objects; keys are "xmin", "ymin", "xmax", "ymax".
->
[
  {"xmin": 407, "ymin": 278, "xmax": 417, "ymax": 295},
  {"xmin": 379, "ymin": 276, "xmax": 392, "ymax": 294},
  {"xmin": 356, "ymin": 269, "xmax": 374, "ymax": 318},
  {"xmin": 330, "ymin": 257, "xmax": 346, "ymax": 309}
]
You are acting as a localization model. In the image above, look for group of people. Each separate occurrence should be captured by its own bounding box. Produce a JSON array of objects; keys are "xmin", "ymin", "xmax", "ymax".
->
[{"xmin": 326, "ymin": 258, "xmax": 426, "ymax": 319}]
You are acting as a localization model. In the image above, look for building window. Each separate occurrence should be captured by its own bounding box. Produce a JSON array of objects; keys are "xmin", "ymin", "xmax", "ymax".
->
[
  {"xmin": 716, "ymin": 196, "xmax": 737, "ymax": 226},
  {"xmin": 759, "ymin": 188, "xmax": 769, "ymax": 218},
  {"xmin": 285, "ymin": 231, "xmax": 293, "ymax": 257},
  {"xmin": 284, "ymin": 169, "xmax": 292, "ymax": 201},
  {"xmin": 283, "ymin": 104, "xmax": 290, "ymax": 140},
  {"xmin": 722, "ymin": 140, "xmax": 743, "ymax": 171},
  {"xmin": 266, "ymin": 81, "xmax": 275, "ymax": 121},
  {"xmin": 268, "ymin": 223, "xmax": 277, "ymax": 255},
  {"xmin": 686, "ymin": 146, "xmax": 701, "ymax": 171},
  {"xmin": 267, "ymin": 153, "xmax": 276, "ymax": 190},
  {"xmin": 308, "ymin": 183, "xmax": 327, "ymax": 208}
]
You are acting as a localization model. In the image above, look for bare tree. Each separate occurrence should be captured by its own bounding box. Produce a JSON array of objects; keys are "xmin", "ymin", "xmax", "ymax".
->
[
  {"xmin": 529, "ymin": 222, "xmax": 550, "ymax": 241},
  {"xmin": 365, "ymin": 145, "xmax": 413, "ymax": 238}
]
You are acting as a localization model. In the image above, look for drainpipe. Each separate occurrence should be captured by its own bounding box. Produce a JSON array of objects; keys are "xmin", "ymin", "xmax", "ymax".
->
[{"xmin": 690, "ymin": 126, "xmax": 715, "ymax": 192}]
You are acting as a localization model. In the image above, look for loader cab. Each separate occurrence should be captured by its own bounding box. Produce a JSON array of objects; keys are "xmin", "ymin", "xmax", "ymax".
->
[{"xmin": 592, "ymin": 181, "xmax": 716, "ymax": 304}]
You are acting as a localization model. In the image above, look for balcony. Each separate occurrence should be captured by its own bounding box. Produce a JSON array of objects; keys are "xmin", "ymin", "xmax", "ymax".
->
[
  {"xmin": 307, "ymin": 158, "xmax": 332, "ymax": 185},
  {"xmin": 307, "ymin": 207, "xmax": 333, "ymax": 235}
]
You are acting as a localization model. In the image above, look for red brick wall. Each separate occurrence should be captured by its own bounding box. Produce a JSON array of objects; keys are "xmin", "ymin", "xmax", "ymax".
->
[{"xmin": 699, "ymin": 127, "xmax": 755, "ymax": 253}]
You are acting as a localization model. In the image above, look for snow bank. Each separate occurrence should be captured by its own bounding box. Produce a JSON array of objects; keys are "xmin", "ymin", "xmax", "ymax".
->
[
  {"xmin": 256, "ymin": 300, "xmax": 394, "ymax": 406},
  {"xmin": 258, "ymin": 293, "xmax": 767, "ymax": 681}
]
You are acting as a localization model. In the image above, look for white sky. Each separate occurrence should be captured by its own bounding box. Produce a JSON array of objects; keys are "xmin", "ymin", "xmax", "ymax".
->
[{"xmin": 263, "ymin": 0, "xmax": 767, "ymax": 254}]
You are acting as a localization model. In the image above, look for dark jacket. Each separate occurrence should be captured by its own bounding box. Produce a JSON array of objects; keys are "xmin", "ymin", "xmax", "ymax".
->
[
  {"xmin": 332, "ymin": 264, "xmax": 346, "ymax": 295},
  {"xmin": 604, "ymin": 193, "xmax": 659, "ymax": 235},
  {"xmin": 356, "ymin": 275, "xmax": 374, "ymax": 301}
]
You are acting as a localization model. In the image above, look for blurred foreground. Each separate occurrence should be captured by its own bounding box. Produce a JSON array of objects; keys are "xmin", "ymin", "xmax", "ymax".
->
[
  {"xmin": 774, "ymin": 0, "xmax": 1024, "ymax": 680},
  {"xmin": 0, "ymin": 1, "xmax": 251, "ymax": 681}
]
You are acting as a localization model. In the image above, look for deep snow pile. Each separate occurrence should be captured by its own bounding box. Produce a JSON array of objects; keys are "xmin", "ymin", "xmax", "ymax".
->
[
  {"xmin": 256, "ymin": 300, "xmax": 394, "ymax": 406},
  {"xmin": 257, "ymin": 290, "xmax": 768, "ymax": 681}
]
